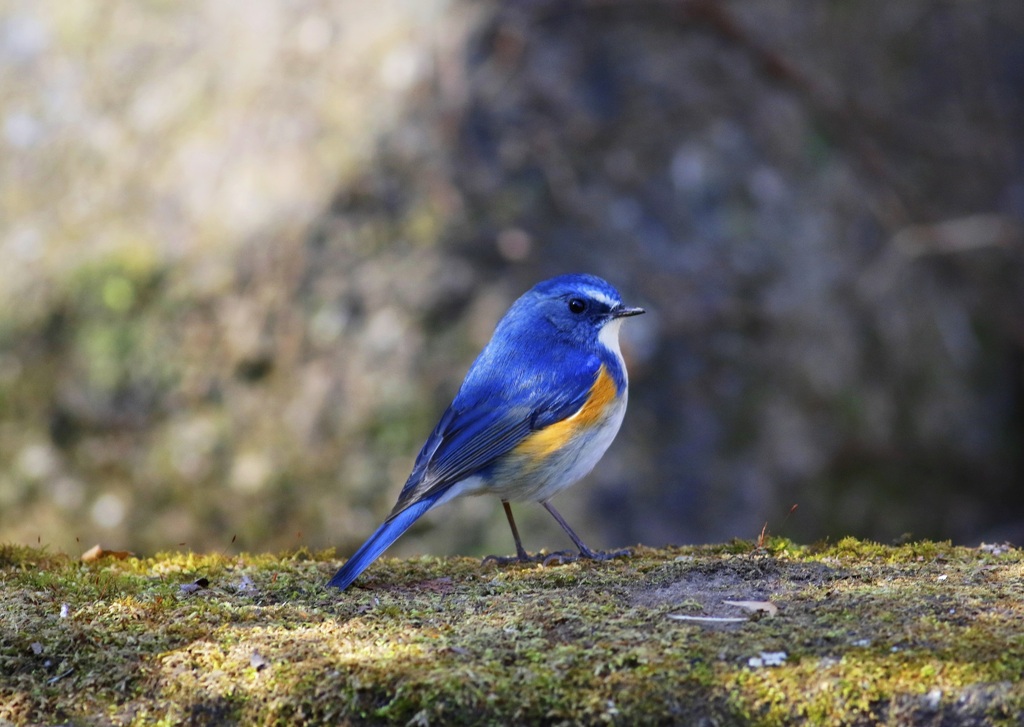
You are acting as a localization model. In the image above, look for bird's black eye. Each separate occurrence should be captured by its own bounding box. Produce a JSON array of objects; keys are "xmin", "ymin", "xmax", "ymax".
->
[{"xmin": 568, "ymin": 298, "xmax": 587, "ymax": 314}]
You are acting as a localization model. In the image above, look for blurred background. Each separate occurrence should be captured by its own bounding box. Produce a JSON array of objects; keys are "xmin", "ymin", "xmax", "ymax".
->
[{"xmin": 1, "ymin": 0, "xmax": 1023, "ymax": 558}]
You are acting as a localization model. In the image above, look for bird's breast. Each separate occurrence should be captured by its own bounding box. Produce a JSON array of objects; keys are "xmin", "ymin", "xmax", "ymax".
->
[
  {"xmin": 514, "ymin": 365, "xmax": 621, "ymax": 461},
  {"xmin": 490, "ymin": 363, "xmax": 628, "ymax": 502}
]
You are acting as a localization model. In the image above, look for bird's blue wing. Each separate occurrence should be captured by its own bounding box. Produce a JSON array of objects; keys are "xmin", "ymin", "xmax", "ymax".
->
[{"xmin": 388, "ymin": 348, "xmax": 602, "ymax": 515}]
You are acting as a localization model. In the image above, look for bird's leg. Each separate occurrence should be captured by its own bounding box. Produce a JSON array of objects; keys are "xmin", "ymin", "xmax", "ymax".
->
[
  {"xmin": 483, "ymin": 501, "xmax": 550, "ymax": 565},
  {"xmin": 503, "ymin": 500, "xmax": 531, "ymax": 561},
  {"xmin": 542, "ymin": 501, "xmax": 632, "ymax": 561}
]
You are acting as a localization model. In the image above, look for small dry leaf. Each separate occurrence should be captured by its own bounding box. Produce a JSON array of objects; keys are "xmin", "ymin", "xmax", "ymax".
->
[
  {"xmin": 723, "ymin": 600, "xmax": 779, "ymax": 617},
  {"xmin": 80, "ymin": 545, "xmax": 134, "ymax": 562},
  {"xmin": 179, "ymin": 578, "xmax": 210, "ymax": 595},
  {"xmin": 47, "ymin": 668, "xmax": 74, "ymax": 685},
  {"xmin": 979, "ymin": 542, "xmax": 1014, "ymax": 556},
  {"xmin": 748, "ymin": 650, "xmax": 788, "ymax": 668},
  {"xmin": 668, "ymin": 614, "xmax": 747, "ymax": 623}
]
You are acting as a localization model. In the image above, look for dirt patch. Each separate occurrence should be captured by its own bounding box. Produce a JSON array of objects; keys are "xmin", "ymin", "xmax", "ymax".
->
[{"xmin": 631, "ymin": 557, "xmax": 841, "ymax": 621}]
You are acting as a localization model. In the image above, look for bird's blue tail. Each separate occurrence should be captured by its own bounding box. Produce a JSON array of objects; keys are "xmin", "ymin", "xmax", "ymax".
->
[{"xmin": 327, "ymin": 495, "xmax": 440, "ymax": 590}]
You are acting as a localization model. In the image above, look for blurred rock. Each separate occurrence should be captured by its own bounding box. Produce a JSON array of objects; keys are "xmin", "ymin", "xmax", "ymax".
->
[{"xmin": 1, "ymin": 0, "xmax": 1023, "ymax": 555}]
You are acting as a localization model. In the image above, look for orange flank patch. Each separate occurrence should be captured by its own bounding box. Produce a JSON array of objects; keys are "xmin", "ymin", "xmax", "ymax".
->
[{"xmin": 513, "ymin": 365, "xmax": 618, "ymax": 463}]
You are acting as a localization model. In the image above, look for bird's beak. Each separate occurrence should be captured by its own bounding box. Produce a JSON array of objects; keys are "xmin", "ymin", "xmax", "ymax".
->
[{"xmin": 611, "ymin": 305, "xmax": 645, "ymax": 318}]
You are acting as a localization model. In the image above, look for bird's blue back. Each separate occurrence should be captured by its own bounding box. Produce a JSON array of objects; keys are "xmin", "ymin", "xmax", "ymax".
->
[{"xmin": 389, "ymin": 274, "xmax": 627, "ymax": 514}]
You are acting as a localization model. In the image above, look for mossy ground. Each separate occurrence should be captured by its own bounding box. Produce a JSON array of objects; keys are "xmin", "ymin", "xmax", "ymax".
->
[{"xmin": 1, "ymin": 538, "xmax": 1022, "ymax": 725}]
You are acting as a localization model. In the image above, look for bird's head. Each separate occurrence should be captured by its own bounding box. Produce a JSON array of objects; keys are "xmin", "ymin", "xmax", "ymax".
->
[{"xmin": 511, "ymin": 273, "xmax": 645, "ymax": 351}]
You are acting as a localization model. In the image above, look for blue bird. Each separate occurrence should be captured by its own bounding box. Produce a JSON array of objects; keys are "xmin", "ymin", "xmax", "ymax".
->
[{"xmin": 327, "ymin": 273, "xmax": 644, "ymax": 590}]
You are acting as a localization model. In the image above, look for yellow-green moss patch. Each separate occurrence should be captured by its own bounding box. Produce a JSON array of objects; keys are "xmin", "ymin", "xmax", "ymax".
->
[{"xmin": 2, "ymin": 539, "xmax": 1022, "ymax": 725}]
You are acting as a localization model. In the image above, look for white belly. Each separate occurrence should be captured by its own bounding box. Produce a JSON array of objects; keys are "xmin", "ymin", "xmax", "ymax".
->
[{"xmin": 490, "ymin": 388, "xmax": 628, "ymax": 503}]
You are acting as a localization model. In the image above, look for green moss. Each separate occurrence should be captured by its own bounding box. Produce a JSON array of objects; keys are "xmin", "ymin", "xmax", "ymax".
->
[
  {"xmin": 2, "ymin": 538, "xmax": 1023, "ymax": 724},
  {"xmin": 810, "ymin": 535, "xmax": 963, "ymax": 563}
]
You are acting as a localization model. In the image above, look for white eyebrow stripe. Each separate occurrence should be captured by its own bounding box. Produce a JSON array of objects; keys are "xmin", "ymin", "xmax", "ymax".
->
[{"xmin": 581, "ymin": 287, "xmax": 617, "ymax": 308}]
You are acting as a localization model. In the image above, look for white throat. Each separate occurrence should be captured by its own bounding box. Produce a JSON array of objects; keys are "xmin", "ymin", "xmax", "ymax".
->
[{"xmin": 598, "ymin": 318, "xmax": 626, "ymax": 377}]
